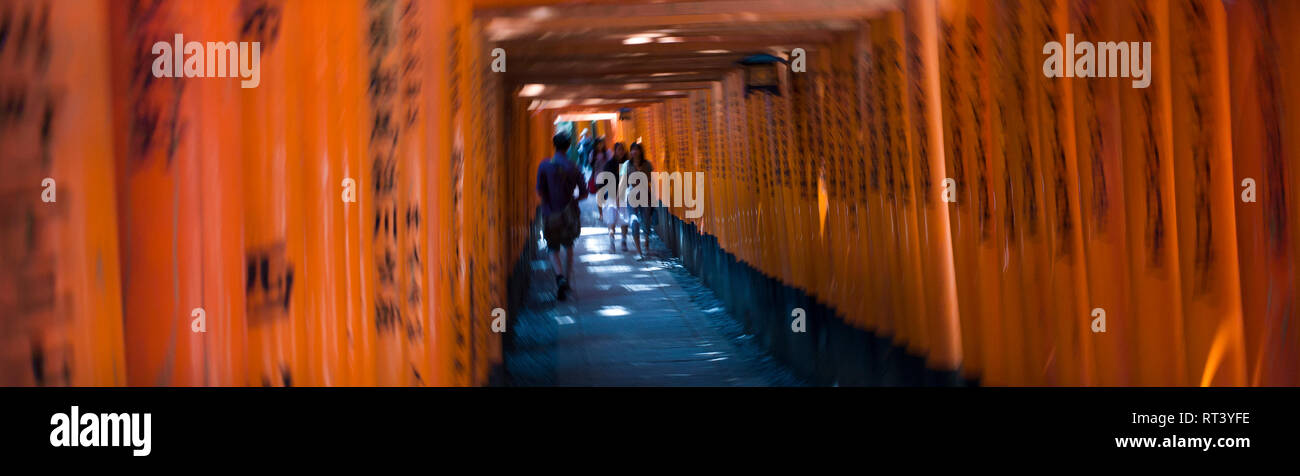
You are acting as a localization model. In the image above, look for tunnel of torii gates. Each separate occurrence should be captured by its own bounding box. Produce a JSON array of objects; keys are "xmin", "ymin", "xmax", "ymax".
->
[{"xmin": 2, "ymin": 0, "xmax": 1298, "ymax": 387}]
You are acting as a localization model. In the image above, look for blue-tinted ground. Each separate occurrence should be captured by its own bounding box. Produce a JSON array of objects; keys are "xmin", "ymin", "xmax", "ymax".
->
[{"xmin": 503, "ymin": 196, "xmax": 805, "ymax": 386}]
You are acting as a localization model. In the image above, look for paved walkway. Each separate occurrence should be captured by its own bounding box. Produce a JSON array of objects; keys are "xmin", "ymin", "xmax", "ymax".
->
[{"xmin": 505, "ymin": 196, "xmax": 802, "ymax": 386}]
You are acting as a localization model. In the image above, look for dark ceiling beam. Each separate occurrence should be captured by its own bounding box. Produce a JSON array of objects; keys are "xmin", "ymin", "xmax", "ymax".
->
[
  {"xmin": 473, "ymin": 0, "xmax": 706, "ymax": 9},
  {"xmin": 478, "ymin": 0, "xmax": 891, "ymax": 114},
  {"xmin": 479, "ymin": 0, "xmax": 898, "ymax": 38},
  {"xmin": 507, "ymin": 71, "xmax": 729, "ymax": 85},
  {"xmin": 541, "ymin": 99, "xmax": 669, "ymax": 114},
  {"xmin": 531, "ymin": 90, "xmax": 698, "ymax": 100},
  {"xmin": 497, "ymin": 34, "xmax": 831, "ymax": 60},
  {"xmin": 519, "ymin": 81, "xmax": 716, "ymax": 96},
  {"xmin": 514, "ymin": 53, "xmax": 743, "ymax": 69},
  {"xmin": 512, "ymin": 60, "xmax": 743, "ymax": 78},
  {"xmin": 509, "ymin": 67, "xmax": 736, "ymax": 84},
  {"xmin": 490, "ymin": 21, "xmax": 847, "ymax": 43},
  {"xmin": 526, "ymin": 91, "xmax": 705, "ymax": 100}
]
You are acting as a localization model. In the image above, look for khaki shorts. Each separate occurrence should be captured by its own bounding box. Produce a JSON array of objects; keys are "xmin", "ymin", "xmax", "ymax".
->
[{"xmin": 543, "ymin": 203, "xmax": 580, "ymax": 250}]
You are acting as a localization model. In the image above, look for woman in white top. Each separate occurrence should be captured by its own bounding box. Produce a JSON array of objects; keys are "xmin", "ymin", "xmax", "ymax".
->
[{"xmin": 600, "ymin": 142, "xmax": 631, "ymax": 250}]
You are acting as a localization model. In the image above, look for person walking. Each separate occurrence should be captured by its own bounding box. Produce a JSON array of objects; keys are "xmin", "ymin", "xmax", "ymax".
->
[
  {"xmin": 588, "ymin": 137, "xmax": 610, "ymax": 221},
  {"xmin": 536, "ymin": 131, "xmax": 588, "ymax": 300},
  {"xmin": 626, "ymin": 142, "xmax": 655, "ymax": 259},
  {"xmin": 600, "ymin": 142, "xmax": 630, "ymax": 251},
  {"xmin": 576, "ymin": 128, "xmax": 592, "ymax": 170}
]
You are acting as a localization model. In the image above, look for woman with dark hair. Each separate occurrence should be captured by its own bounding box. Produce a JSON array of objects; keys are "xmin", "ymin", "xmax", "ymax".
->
[
  {"xmin": 601, "ymin": 142, "xmax": 630, "ymax": 250},
  {"xmin": 625, "ymin": 142, "xmax": 654, "ymax": 259},
  {"xmin": 589, "ymin": 137, "xmax": 609, "ymax": 220}
]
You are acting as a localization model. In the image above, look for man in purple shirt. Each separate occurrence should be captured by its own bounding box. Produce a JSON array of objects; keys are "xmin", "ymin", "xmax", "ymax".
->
[{"xmin": 537, "ymin": 132, "xmax": 588, "ymax": 300}]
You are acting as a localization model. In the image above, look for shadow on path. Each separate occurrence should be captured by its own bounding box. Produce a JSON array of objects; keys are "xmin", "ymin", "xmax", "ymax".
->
[{"xmin": 502, "ymin": 197, "xmax": 805, "ymax": 386}]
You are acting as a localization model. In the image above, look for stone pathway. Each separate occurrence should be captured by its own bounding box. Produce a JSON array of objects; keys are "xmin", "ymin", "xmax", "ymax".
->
[{"xmin": 503, "ymin": 196, "xmax": 803, "ymax": 386}]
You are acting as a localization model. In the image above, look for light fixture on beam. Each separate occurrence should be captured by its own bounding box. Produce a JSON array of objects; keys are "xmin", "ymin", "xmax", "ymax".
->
[
  {"xmin": 518, "ymin": 83, "xmax": 546, "ymax": 97},
  {"xmin": 738, "ymin": 53, "xmax": 788, "ymax": 96},
  {"xmin": 527, "ymin": 7, "xmax": 554, "ymax": 20},
  {"xmin": 623, "ymin": 32, "xmax": 665, "ymax": 45}
]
